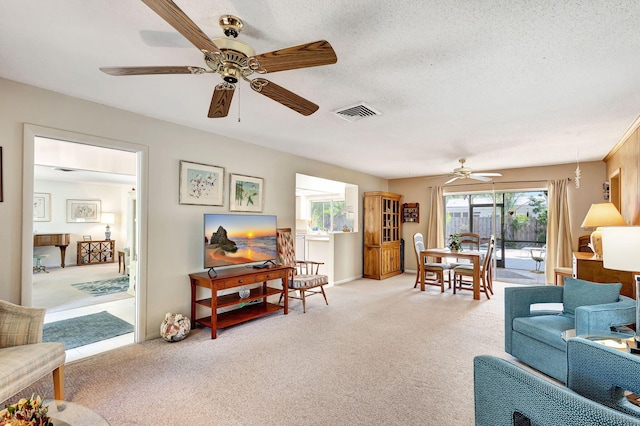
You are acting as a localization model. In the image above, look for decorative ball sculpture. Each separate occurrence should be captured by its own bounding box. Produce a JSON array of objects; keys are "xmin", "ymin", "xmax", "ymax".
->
[{"xmin": 160, "ymin": 312, "xmax": 191, "ymax": 342}]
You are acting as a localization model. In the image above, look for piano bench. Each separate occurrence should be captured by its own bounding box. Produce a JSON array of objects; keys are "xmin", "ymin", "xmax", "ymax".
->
[{"xmin": 33, "ymin": 254, "xmax": 48, "ymax": 273}]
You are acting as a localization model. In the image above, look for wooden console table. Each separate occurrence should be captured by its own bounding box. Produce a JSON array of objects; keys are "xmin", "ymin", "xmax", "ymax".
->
[
  {"xmin": 573, "ymin": 252, "xmax": 636, "ymax": 299},
  {"xmin": 77, "ymin": 240, "xmax": 115, "ymax": 265},
  {"xmin": 34, "ymin": 233, "xmax": 70, "ymax": 268},
  {"xmin": 189, "ymin": 265, "xmax": 291, "ymax": 339}
]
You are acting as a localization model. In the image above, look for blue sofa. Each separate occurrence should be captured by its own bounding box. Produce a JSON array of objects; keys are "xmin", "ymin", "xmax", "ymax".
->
[
  {"xmin": 474, "ymin": 347, "xmax": 640, "ymax": 425},
  {"xmin": 504, "ymin": 278, "xmax": 636, "ymax": 382}
]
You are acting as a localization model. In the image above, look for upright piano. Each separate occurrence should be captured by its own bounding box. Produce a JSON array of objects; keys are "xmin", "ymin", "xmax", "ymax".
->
[{"xmin": 34, "ymin": 233, "xmax": 70, "ymax": 268}]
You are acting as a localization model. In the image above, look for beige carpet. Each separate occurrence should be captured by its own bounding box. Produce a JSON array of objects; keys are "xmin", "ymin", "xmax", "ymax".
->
[{"xmin": 8, "ymin": 273, "xmax": 526, "ymax": 425}]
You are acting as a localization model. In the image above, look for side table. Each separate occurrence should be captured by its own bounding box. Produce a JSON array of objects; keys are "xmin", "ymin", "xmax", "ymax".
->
[
  {"xmin": 45, "ymin": 400, "xmax": 109, "ymax": 426},
  {"xmin": 562, "ymin": 329, "xmax": 637, "ymax": 353}
]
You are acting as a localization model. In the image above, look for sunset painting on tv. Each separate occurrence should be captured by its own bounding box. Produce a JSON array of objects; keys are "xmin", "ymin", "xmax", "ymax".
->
[{"xmin": 204, "ymin": 214, "xmax": 277, "ymax": 268}]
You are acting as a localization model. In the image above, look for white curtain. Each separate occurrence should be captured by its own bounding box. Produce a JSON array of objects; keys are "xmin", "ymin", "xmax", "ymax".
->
[
  {"xmin": 427, "ymin": 186, "xmax": 444, "ymax": 249},
  {"xmin": 545, "ymin": 179, "xmax": 573, "ymax": 284}
]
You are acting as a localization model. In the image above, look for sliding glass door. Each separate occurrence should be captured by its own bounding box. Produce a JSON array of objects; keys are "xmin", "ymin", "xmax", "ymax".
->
[{"xmin": 444, "ymin": 190, "xmax": 547, "ymax": 270}]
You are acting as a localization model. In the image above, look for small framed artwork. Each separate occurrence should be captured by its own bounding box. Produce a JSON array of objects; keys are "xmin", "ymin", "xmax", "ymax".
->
[
  {"xmin": 229, "ymin": 173, "xmax": 264, "ymax": 212},
  {"xmin": 33, "ymin": 193, "xmax": 51, "ymax": 222},
  {"xmin": 179, "ymin": 160, "xmax": 225, "ymax": 206},
  {"xmin": 83, "ymin": 235, "xmax": 92, "ymax": 241},
  {"xmin": 67, "ymin": 199, "xmax": 101, "ymax": 223}
]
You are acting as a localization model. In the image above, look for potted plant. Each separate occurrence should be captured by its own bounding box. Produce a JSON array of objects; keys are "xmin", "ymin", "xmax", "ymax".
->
[{"xmin": 448, "ymin": 233, "xmax": 462, "ymax": 252}]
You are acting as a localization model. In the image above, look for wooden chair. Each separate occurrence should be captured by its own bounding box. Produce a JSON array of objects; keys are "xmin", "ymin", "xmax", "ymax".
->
[
  {"xmin": 276, "ymin": 228, "xmax": 328, "ymax": 313},
  {"xmin": 413, "ymin": 232, "xmax": 451, "ymax": 292},
  {"xmin": 459, "ymin": 233, "xmax": 480, "ymax": 251},
  {"xmin": 452, "ymin": 235, "xmax": 495, "ymax": 299},
  {"xmin": 578, "ymin": 235, "xmax": 593, "ymax": 253}
]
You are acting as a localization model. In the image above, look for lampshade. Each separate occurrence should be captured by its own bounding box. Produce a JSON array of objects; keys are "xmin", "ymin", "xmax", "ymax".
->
[
  {"xmin": 101, "ymin": 213, "xmax": 115, "ymax": 225},
  {"xmin": 602, "ymin": 225, "xmax": 640, "ymax": 354},
  {"xmin": 602, "ymin": 226, "xmax": 640, "ymax": 272},
  {"xmin": 581, "ymin": 203, "xmax": 627, "ymax": 257},
  {"xmin": 581, "ymin": 203, "xmax": 626, "ymax": 228}
]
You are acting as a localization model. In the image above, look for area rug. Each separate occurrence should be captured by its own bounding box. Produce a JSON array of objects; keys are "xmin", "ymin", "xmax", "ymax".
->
[
  {"xmin": 71, "ymin": 276, "xmax": 129, "ymax": 296},
  {"xmin": 43, "ymin": 311, "xmax": 134, "ymax": 349},
  {"xmin": 496, "ymin": 269, "xmax": 533, "ymax": 280}
]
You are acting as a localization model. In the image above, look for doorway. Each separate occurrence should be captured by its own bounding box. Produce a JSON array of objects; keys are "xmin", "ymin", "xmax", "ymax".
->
[
  {"xmin": 444, "ymin": 190, "xmax": 548, "ymax": 278},
  {"xmin": 22, "ymin": 125, "xmax": 148, "ymax": 361}
]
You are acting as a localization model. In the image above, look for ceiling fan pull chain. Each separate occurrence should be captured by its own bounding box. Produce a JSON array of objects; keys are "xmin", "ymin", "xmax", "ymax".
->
[{"xmin": 237, "ymin": 83, "xmax": 241, "ymax": 123}]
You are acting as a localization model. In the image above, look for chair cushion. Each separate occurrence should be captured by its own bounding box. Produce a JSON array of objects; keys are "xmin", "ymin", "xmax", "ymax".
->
[
  {"xmin": 512, "ymin": 314, "xmax": 575, "ymax": 351},
  {"xmin": 562, "ymin": 277, "xmax": 622, "ymax": 318},
  {"xmin": 0, "ymin": 342, "xmax": 66, "ymax": 402},
  {"xmin": 290, "ymin": 274, "xmax": 328, "ymax": 289},
  {"xmin": 424, "ymin": 263, "xmax": 450, "ymax": 271}
]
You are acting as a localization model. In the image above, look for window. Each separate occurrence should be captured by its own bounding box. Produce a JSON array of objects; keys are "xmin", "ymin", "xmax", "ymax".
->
[
  {"xmin": 309, "ymin": 199, "xmax": 349, "ymax": 232},
  {"xmin": 296, "ymin": 174, "xmax": 358, "ymax": 233}
]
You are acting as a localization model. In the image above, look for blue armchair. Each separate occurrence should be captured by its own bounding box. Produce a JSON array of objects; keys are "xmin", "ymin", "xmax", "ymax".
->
[
  {"xmin": 474, "ymin": 355, "xmax": 640, "ymax": 425},
  {"xmin": 504, "ymin": 278, "xmax": 636, "ymax": 383},
  {"xmin": 567, "ymin": 337, "xmax": 640, "ymax": 419}
]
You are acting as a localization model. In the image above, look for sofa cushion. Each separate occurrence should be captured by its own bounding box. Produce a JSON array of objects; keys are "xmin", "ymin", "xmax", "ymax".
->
[
  {"xmin": 513, "ymin": 314, "xmax": 575, "ymax": 351},
  {"xmin": 562, "ymin": 277, "xmax": 622, "ymax": 318}
]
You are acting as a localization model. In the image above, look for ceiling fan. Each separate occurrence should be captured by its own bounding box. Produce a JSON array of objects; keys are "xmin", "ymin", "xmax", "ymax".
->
[
  {"xmin": 444, "ymin": 159, "xmax": 502, "ymax": 184},
  {"xmin": 100, "ymin": 0, "xmax": 337, "ymax": 118}
]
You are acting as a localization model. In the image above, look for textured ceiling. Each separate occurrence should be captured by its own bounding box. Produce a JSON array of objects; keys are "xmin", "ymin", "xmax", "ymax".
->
[{"xmin": 2, "ymin": 1, "xmax": 640, "ymax": 179}]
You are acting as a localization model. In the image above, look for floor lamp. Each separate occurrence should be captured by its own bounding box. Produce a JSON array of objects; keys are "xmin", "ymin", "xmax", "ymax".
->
[{"xmin": 602, "ymin": 226, "xmax": 640, "ymax": 354}]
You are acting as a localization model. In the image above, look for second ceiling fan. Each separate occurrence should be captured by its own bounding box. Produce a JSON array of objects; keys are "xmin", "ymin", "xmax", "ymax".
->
[
  {"xmin": 444, "ymin": 159, "xmax": 502, "ymax": 184},
  {"xmin": 100, "ymin": 0, "xmax": 338, "ymax": 118}
]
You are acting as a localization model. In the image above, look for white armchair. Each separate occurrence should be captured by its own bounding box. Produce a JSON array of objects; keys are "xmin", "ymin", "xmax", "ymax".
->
[{"xmin": 0, "ymin": 300, "xmax": 66, "ymax": 402}]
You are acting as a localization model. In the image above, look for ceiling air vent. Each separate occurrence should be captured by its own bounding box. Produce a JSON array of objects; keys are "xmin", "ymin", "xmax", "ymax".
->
[{"xmin": 332, "ymin": 102, "xmax": 381, "ymax": 122}]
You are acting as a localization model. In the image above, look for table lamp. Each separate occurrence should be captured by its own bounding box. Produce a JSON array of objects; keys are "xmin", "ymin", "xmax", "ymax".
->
[
  {"xmin": 601, "ymin": 226, "xmax": 640, "ymax": 353},
  {"xmin": 581, "ymin": 203, "xmax": 627, "ymax": 257},
  {"xmin": 101, "ymin": 213, "xmax": 115, "ymax": 240}
]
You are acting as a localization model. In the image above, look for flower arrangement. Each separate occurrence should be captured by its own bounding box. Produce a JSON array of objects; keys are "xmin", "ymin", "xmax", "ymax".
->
[
  {"xmin": 448, "ymin": 233, "xmax": 462, "ymax": 252},
  {"xmin": 0, "ymin": 395, "xmax": 52, "ymax": 426}
]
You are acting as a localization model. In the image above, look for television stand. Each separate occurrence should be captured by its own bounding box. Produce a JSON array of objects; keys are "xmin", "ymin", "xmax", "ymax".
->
[{"xmin": 189, "ymin": 265, "xmax": 292, "ymax": 339}]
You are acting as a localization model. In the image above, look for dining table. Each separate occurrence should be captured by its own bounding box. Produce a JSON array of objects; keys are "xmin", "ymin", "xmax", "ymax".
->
[{"xmin": 420, "ymin": 248, "xmax": 484, "ymax": 300}]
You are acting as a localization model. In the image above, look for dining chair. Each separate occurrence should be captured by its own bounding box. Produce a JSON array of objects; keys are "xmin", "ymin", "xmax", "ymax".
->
[
  {"xmin": 276, "ymin": 228, "xmax": 328, "ymax": 313},
  {"xmin": 413, "ymin": 232, "xmax": 452, "ymax": 292},
  {"xmin": 452, "ymin": 234, "xmax": 495, "ymax": 299},
  {"xmin": 459, "ymin": 232, "xmax": 480, "ymax": 251}
]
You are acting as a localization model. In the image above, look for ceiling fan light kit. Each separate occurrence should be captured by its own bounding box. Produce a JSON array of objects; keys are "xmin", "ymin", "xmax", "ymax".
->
[{"xmin": 101, "ymin": 0, "xmax": 337, "ymax": 118}]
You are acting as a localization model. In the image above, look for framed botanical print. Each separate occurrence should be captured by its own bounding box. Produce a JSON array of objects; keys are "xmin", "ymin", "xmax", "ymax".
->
[
  {"xmin": 67, "ymin": 199, "xmax": 101, "ymax": 223},
  {"xmin": 179, "ymin": 160, "xmax": 225, "ymax": 206},
  {"xmin": 229, "ymin": 173, "xmax": 264, "ymax": 212},
  {"xmin": 33, "ymin": 193, "xmax": 51, "ymax": 222}
]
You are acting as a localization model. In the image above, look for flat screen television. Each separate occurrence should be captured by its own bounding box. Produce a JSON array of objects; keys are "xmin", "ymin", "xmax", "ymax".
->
[{"xmin": 204, "ymin": 213, "xmax": 278, "ymax": 269}]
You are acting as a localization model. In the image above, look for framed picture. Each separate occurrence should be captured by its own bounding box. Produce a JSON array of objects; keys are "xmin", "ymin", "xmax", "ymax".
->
[
  {"xmin": 229, "ymin": 173, "xmax": 264, "ymax": 212},
  {"xmin": 33, "ymin": 193, "xmax": 51, "ymax": 222},
  {"xmin": 179, "ymin": 160, "xmax": 225, "ymax": 206},
  {"xmin": 83, "ymin": 235, "xmax": 92, "ymax": 241},
  {"xmin": 66, "ymin": 199, "xmax": 101, "ymax": 223}
]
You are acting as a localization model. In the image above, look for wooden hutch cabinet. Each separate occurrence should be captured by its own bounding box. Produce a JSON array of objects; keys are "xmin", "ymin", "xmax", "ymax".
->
[{"xmin": 363, "ymin": 191, "xmax": 402, "ymax": 280}]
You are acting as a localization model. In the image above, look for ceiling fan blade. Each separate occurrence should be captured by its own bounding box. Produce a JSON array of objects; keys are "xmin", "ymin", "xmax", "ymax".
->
[
  {"xmin": 249, "ymin": 40, "xmax": 337, "ymax": 73},
  {"xmin": 140, "ymin": 0, "xmax": 221, "ymax": 55},
  {"xmin": 468, "ymin": 174, "xmax": 492, "ymax": 182},
  {"xmin": 474, "ymin": 172, "xmax": 502, "ymax": 177},
  {"xmin": 208, "ymin": 83, "xmax": 235, "ymax": 118},
  {"xmin": 445, "ymin": 176, "xmax": 460, "ymax": 184},
  {"xmin": 250, "ymin": 78, "xmax": 319, "ymax": 116},
  {"xmin": 100, "ymin": 66, "xmax": 206, "ymax": 76}
]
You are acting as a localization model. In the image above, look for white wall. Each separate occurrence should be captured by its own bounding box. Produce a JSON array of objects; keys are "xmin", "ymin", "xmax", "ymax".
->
[
  {"xmin": 0, "ymin": 77, "xmax": 387, "ymax": 339},
  {"xmin": 33, "ymin": 180, "xmax": 129, "ymax": 267}
]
